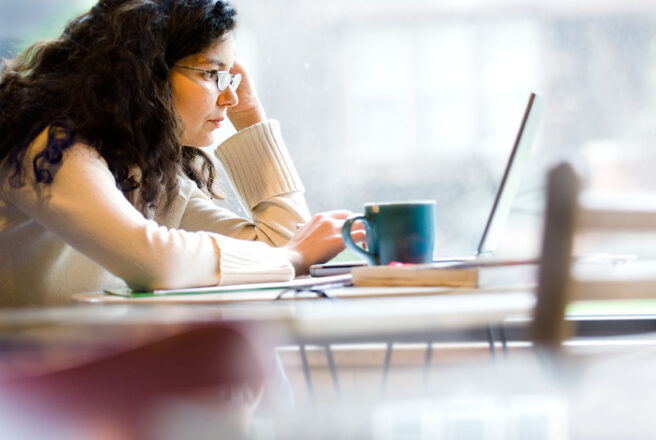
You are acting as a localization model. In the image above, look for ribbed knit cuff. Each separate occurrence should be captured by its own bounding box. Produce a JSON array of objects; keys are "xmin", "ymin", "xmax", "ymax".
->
[
  {"xmin": 212, "ymin": 233, "xmax": 295, "ymax": 285},
  {"xmin": 215, "ymin": 120, "xmax": 304, "ymax": 210}
]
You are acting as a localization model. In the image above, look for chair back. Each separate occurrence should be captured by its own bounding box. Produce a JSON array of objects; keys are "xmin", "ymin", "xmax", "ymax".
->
[{"xmin": 532, "ymin": 162, "xmax": 656, "ymax": 350}]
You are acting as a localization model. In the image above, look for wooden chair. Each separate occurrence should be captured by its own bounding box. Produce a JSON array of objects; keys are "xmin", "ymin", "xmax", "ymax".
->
[{"xmin": 532, "ymin": 162, "xmax": 656, "ymax": 351}]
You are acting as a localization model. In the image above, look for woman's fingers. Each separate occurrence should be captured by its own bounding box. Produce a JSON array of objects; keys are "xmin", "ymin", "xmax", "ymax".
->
[
  {"xmin": 285, "ymin": 210, "xmax": 371, "ymax": 274},
  {"xmin": 324, "ymin": 210, "xmax": 355, "ymax": 219},
  {"xmin": 296, "ymin": 211, "xmax": 358, "ymax": 235},
  {"xmin": 296, "ymin": 212, "xmax": 366, "ymax": 242},
  {"xmin": 350, "ymin": 230, "xmax": 367, "ymax": 243}
]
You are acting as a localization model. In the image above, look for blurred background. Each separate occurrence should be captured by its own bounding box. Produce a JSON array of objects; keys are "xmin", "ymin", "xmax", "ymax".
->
[{"xmin": 3, "ymin": 0, "xmax": 656, "ymax": 259}]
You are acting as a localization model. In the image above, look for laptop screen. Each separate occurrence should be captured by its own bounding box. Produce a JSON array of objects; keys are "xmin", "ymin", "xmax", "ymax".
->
[{"xmin": 476, "ymin": 93, "xmax": 544, "ymax": 256}]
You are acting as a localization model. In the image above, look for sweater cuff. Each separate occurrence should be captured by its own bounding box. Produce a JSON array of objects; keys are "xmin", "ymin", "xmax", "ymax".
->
[
  {"xmin": 215, "ymin": 120, "xmax": 304, "ymax": 210},
  {"xmin": 212, "ymin": 233, "xmax": 295, "ymax": 285}
]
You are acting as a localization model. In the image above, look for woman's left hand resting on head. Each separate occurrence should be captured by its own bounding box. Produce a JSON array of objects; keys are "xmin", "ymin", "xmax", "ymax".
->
[
  {"xmin": 281, "ymin": 211, "xmax": 366, "ymax": 276},
  {"xmin": 227, "ymin": 55, "xmax": 267, "ymax": 131}
]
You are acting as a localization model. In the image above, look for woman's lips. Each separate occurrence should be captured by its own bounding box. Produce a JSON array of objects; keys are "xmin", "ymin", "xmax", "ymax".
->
[{"xmin": 208, "ymin": 118, "xmax": 224, "ymax": 128}]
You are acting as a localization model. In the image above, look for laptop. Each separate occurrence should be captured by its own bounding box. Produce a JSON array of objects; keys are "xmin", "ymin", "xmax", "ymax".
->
[{"xmin": 310, "ymin": 92, "xmax": 544, "ymax": 277}]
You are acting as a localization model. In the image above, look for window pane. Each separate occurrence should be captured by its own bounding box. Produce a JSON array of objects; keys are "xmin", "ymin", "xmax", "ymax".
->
[
  {"xmin": 231, "ymin": 0, "xmax": 656, "ymax": 257},
  {"xmin": 3, "ymin": 0, "xmax": 655, "ymax": 258}
]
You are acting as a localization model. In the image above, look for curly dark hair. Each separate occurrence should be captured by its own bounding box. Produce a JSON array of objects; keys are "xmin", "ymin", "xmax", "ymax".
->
[{"xmin": 0, "ymin": 0, "xmax": 237, "ymax": 216}]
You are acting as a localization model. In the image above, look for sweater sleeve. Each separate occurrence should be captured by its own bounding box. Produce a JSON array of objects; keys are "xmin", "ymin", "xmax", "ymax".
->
[
  {"xmin": 177, "ymin": 190, "xmax": 308, "ymax": 246},
  {"xmin": 203, "ymin": 119, "xmax": 311, "ymax": 245},
  {"xmin": 2, "ymin": 132, "xmax": 294, "ymax": 290}
]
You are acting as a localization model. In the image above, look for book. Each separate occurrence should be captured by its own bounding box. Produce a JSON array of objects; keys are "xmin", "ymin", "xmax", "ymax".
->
[{"xmin": 351, "ymin": 264, "xmax": 479, "ymax": 288}]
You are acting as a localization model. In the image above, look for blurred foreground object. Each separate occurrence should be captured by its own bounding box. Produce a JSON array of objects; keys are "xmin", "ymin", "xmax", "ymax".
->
[
  {"xmin": 533, "ymin": 162, "xmax": 656, "ymax": 350},
  {"xmin": 0, "ymin": 319, "xmax": 272, "ymax": 440}
]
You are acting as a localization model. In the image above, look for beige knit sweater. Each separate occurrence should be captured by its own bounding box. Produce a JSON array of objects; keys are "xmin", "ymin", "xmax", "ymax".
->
[{"xmin": 0, "ymin": 120, "xmax": 310, "ymax": 307}]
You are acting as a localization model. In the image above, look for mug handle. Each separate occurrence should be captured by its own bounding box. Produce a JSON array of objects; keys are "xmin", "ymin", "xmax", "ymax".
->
[{"xmin": 341, "ymin": 215, "xmax": 376, "ymax": 266}]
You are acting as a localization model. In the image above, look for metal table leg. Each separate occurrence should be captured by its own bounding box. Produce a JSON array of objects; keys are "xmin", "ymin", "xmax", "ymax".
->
[
  {"xmin": 299, "ymin": 344, "xmax": 313, "ymax": 400},
  {"xmin": 381, "ymin": 341, "xmax": 393, "ymax": 393},
  {"xmin": 324, "ymin": 344, "xmax": 340, "ymax": 396}
]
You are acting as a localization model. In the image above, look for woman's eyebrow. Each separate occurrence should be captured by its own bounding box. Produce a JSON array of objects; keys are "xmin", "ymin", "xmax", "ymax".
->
[{"xmin": 204, "ymin": 58, "xmax": 228, "ymax": 69}]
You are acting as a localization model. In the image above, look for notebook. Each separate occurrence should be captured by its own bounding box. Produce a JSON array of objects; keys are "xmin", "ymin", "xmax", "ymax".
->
[{"xmin": 310, "ymin": 92, "xmax": 544, "ymax": 277}]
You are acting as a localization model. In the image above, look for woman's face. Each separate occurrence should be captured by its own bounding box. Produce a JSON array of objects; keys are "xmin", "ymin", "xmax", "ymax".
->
[{"xmin": 170, "ymin": 35, "xmax": 238, "ymax": 147}]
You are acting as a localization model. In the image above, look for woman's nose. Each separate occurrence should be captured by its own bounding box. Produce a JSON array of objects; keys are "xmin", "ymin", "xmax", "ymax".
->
[{"xmin": 217, "ymin": 86, "xmax": 238, "ymax": 107}]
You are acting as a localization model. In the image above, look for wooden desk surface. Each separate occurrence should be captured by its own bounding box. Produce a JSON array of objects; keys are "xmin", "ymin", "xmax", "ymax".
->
[
  {"xmin": 0, "ymin": 287, "xmax": 536, "ymax": 349},
  {"xmin": 70, "ymin": 289, "xmax": 537, "ymax": 345}
]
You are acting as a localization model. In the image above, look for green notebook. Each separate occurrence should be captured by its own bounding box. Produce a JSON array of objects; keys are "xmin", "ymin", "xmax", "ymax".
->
[{"xmin": 104, "ymin": 273, "xmax": 353, "ymax": 298}]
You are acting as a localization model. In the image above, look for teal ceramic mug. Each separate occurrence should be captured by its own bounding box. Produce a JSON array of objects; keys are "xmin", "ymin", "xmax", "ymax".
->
[{"xmin": 341, "ymin": 201, "xmax": 436, "ymax": 266}]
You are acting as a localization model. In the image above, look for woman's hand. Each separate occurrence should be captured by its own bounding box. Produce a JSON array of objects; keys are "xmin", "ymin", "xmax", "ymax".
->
[
  {"xmin": 282, "ymin": 211, "xmax": 366, "ymax": 276},
  {"xmin": 228, "ymin": 55, "xmax": 267, "ymax": 131}
]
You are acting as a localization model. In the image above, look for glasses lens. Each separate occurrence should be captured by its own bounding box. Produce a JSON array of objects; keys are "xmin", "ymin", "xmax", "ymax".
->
[
  {"xmin": 216, "ymin": 72, "xmax": 241, "ymax": 91},
  {"xmin": 231, "ymin": 73, "xmax": 242, "ymax": 91},
  {"xmin": 217, "ymin": 72, "xmax": 230, "ymax": 91}
]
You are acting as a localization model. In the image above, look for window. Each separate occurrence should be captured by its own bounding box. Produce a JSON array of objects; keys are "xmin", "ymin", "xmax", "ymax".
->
[
  {"xmin": 231, "ymin": 0, "xmax": 656, "ymax": 257},
  {"xmin": 4, "ymin": 0, "xmax": 656, "ymax": 258}
]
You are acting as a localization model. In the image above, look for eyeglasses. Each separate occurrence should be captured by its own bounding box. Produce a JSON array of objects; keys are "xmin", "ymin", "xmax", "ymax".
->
[
  {"xmin": 275, "ymin": 288, "xmax": 335, "ymax": 301},
  {"xmin": 173, "ymin": 65, "xmax": 242, "ymax": 91}
]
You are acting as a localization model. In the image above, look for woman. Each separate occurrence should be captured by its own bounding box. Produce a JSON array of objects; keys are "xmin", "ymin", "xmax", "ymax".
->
[{"xmin": 0, "ymin": 0, "xmax": 363, "ymax": 307}]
